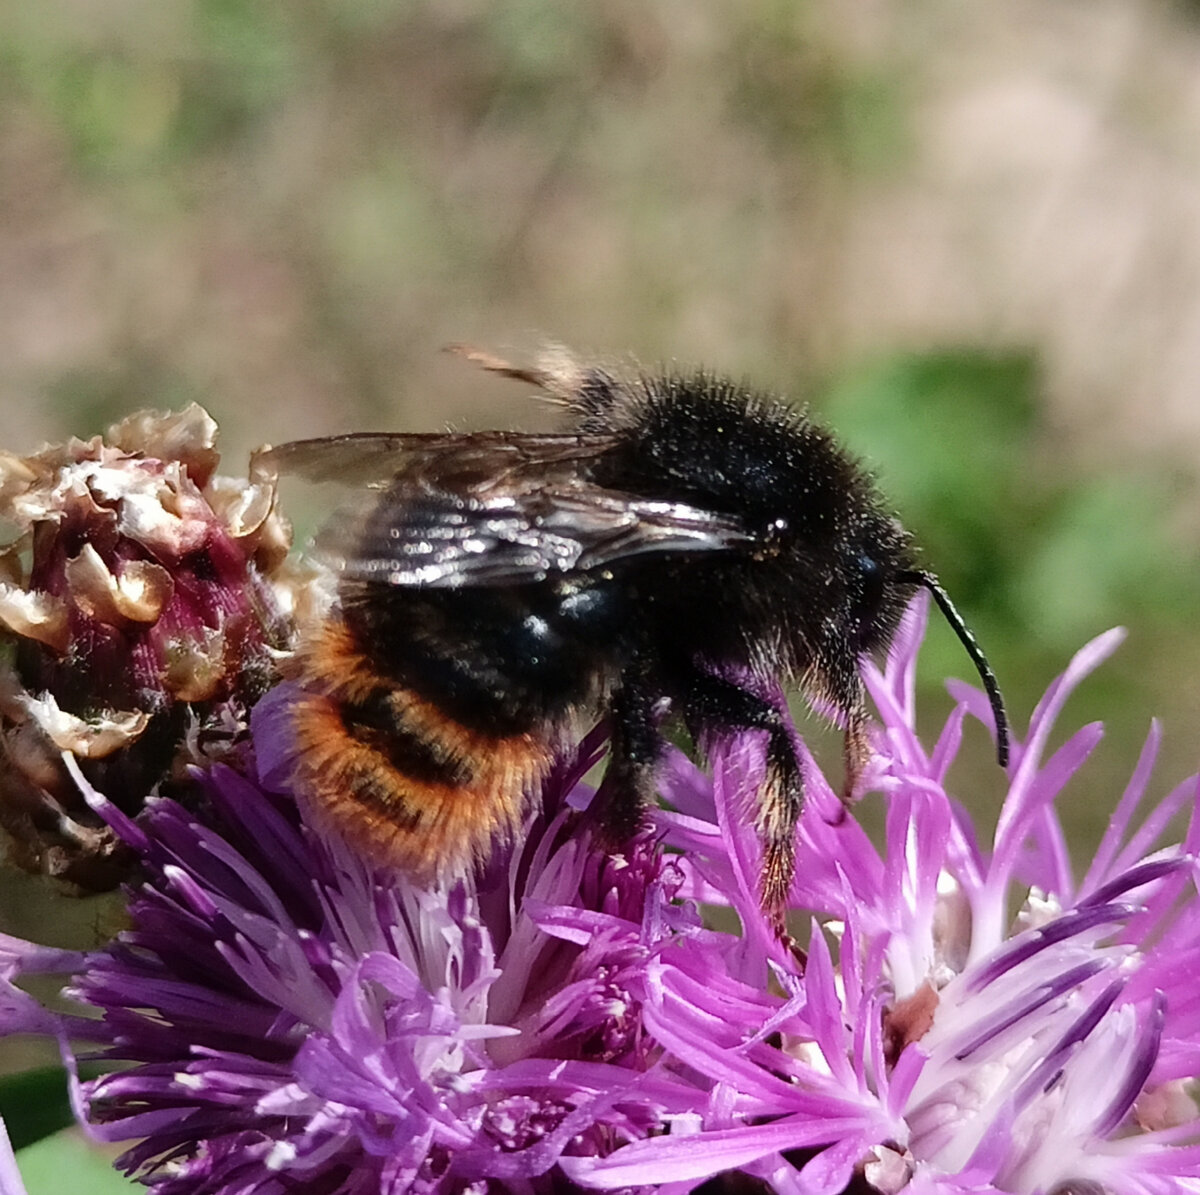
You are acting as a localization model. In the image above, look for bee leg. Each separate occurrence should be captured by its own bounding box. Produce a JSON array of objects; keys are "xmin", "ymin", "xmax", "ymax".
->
[
  {"xmin": 682, "ymin": 675, "xmax": 802, "ymax": 935},
  {"xmin": 592, "ymin": 675, "xmax": 661, "ymax": 850},
  {"xmin": 842, "ymin": 706, "xmax": 871, "ymax": 810}
]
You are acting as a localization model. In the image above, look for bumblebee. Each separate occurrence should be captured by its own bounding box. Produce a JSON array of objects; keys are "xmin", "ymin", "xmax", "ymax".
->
[{"xmin": 257, "ymin": 347, "xmax": 1008, "ymax": 926}]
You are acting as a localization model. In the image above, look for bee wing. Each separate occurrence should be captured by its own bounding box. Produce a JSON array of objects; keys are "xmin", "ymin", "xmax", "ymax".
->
[
  {"xmin": 256, "ymin": 431, "xmax": 597, "ymax": 487},
  {"xmin": 340, "ymin": 487, "xmax": 752, "ymax": 588},
  {"xmin": 283, "ymin": 432, "xmax": 753, "ymax": 588}
]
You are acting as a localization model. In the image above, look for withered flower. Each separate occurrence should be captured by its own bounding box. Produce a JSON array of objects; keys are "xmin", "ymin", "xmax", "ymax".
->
[{"xmin": 0, "ymin": 405, "xmax": 294, "ymax": 889}]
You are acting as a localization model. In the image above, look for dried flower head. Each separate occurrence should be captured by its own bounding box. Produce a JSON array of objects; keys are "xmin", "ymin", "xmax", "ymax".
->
[{"xmin": 0, "ymin": 406, "xmax": 294, "ymax": 889}]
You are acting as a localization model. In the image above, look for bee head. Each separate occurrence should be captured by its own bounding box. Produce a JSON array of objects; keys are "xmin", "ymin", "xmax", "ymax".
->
[
  {"xmin": 763, "ymin": 495, "xmax": 1008, "ymax": 771},
  {"xmin": 842, "ymin": 516, "xmax": 919, "ymax": 657}
]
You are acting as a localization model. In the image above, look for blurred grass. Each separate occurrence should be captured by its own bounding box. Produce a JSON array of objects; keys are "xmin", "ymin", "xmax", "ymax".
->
[{"xmin": 16, "ymin": 1130, "xmax": 137, "ymax": 1195}]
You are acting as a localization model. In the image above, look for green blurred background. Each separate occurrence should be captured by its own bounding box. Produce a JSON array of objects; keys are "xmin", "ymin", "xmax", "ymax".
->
[{"xmin": 3, "ymin": 0, "xmax": 1200, "ymax": 1182}]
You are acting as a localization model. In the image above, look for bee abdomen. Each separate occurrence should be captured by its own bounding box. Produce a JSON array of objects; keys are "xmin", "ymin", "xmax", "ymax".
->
[
  {"xmin": 341, "ymin": 689, "xmax": 475, "ymax": 788},
  {"xmin": 285, "ymin": 620, "xmax": 553, "ymax": 881}
]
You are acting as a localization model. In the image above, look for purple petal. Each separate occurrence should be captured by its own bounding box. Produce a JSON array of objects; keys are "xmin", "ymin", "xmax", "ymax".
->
[
  {"xmin": 563, "ymin": 1116, "xmax": 878, "ymax": 1188},
  {"xmin": 0, "ymin": 1122, "xmax": 26, "ymax": 1195}
]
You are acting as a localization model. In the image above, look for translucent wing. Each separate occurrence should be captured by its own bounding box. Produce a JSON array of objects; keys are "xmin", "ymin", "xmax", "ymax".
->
[
  {"xmin": 255, "ymin": 431, "xmax": 601, "ymax": 487},
  {"xmin": 262, "ymin": 432, "xmax": 752, "ymax": 588}
]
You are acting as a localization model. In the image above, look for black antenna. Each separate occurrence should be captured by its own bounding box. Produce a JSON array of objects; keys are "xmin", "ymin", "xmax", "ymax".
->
[{"xmin": 896, "ymin": 570, "xmax": 1010, "ymax": 768}]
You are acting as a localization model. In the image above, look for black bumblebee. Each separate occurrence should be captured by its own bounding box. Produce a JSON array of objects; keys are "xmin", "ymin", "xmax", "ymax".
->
[{"xmin": 256, "ymin": 347, "xmax": 1008, "ymax": 928}]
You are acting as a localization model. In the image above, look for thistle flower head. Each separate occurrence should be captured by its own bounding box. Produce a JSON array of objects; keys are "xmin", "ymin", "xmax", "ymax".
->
[
  {"xmin": 0, "ymin": 709, "xmax": 696, "ymax": 1193},
  {"xmin": 2, "ymin": 597, "xmax": 1200, "ymax": 1195},
  {"xmin": 0, "ymin": 407, "xmax": 293, "ymax": 888},
  {"xmin": 566, "ymin": 597, "xmax": 1200, "ymax": 1194}
]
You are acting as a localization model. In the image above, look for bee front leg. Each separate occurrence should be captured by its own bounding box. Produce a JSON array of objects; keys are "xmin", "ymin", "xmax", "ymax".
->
[
  {"xmin": 592, "ymin": 672, "xmax": 662, "ymax": 850},
  {"xmin": 682, "ymin": 674, "xmax": 803, "ymax": 934}
]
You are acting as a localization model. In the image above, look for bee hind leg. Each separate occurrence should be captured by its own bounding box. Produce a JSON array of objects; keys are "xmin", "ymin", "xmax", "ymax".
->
[
  {"xmin": 592, "ymin": 673, "xmax": 662, "ymax": 851},
  {"xmin": 682, "ymin": 674, "xmax": 803, "ymax": 937}
]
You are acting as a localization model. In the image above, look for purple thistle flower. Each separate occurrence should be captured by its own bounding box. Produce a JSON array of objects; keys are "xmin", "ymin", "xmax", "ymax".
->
[
  {"xmin": 0, "ymin": 708, "xmax": 699, "ymax": 1193},
  {"xmin": 566, "ymin": 597, "xmax": 1200, "ymax": 1194},
  {"xmin": 2, "ymin": 596, "xmax": 1200, "ymax": 1195}
]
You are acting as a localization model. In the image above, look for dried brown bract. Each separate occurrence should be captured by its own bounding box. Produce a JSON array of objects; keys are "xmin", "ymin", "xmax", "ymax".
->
[{"xmin": 0, "ymin": 405, "xmax": 296, "ymax": 890}]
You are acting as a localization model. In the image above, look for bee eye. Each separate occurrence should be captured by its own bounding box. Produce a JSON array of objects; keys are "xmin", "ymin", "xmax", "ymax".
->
[
  {"xmin": 753, "ymin": 515, "xmax": 791, "ymax": 560},
  {"xmin": 857, "ymin": 551, "xmax": 881, "ymax": 585},
  {"xmin": 853, "ymin": 553, "xmax": 888, "ymax": 640}
]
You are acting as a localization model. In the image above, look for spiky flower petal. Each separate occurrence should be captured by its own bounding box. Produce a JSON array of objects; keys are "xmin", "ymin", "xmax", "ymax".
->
[
  {"xmin": 0, "ymin": 714, "xmax": 699, "ymax": 1193},
  {"xmin": 567, "ymin": 599, "xmax": 1200, "ymax": 1194},
  {"xmin": 3, "ymin": 598, "xmax": 1200, "ymax": 1194}
]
